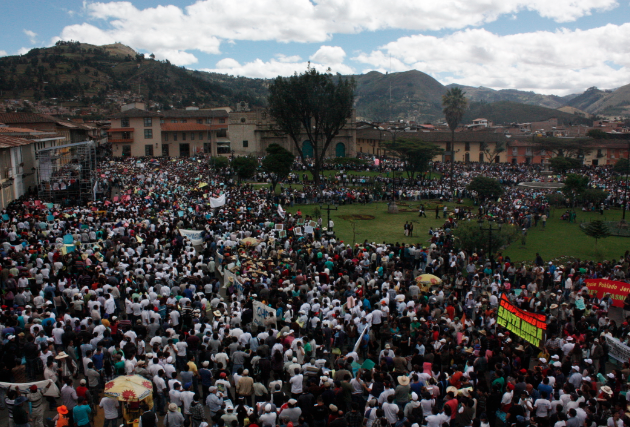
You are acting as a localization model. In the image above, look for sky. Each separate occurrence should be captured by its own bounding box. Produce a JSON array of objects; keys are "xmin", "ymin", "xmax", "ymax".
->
[{"xmin": 1, "ymin": 0, "xmax": 630, "ymax": 96}]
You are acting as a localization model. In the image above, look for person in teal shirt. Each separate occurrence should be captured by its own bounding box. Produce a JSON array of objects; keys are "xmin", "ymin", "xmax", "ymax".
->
[{"xmin": 73, "ymin": 397, "xmax": 92, "ymax": 427}]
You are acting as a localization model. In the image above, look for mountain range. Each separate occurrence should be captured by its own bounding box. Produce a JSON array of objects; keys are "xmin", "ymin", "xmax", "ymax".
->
[{"xmin": 0, "ymin": 42, "xmax": 628, "ymax": 124}]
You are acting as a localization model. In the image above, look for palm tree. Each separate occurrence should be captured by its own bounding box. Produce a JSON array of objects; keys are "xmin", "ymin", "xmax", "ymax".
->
[{"xmin": 442, "ymin": 87, "xmax": 468, "ymax": 200}]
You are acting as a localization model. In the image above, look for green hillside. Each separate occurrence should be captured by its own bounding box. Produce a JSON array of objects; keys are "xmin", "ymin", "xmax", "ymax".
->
[
  {"xmin": 463, "ymin": 101, "xmax": 593, "ymax": 126},
  {"xmin": 0, "ymin": 41, "xmax": 267, "ymax": 112}
]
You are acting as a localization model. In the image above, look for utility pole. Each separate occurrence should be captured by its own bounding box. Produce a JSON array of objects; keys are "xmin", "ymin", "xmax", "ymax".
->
[{"xmin": 624, "ymin": 140, "xmax": 629, "ymax": 221}]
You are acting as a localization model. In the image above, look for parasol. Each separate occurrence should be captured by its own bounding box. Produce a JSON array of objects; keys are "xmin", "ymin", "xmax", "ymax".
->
[
  {"xmin": 240, "ymin": 237, "xmax": 259, "ymax": 246},
  {"xmin": 104, "ymin": 375, "xmax": 153, "ymax": 402},
  {"xmin": 415, "ymin": 274, "xmax": 442, "ymax": 285}
]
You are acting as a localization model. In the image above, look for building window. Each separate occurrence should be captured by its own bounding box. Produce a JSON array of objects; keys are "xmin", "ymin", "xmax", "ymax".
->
[
  {"xmin": 144, "ymin": 117, "xmax": 152, "ymax": 127},
  {"xmin": 206, "ymin": 119, "xmax": 212, "ymax": 124},
  {"xmin": 191, "ymin": 132, "xmax": 195, "ymax": 141},
  {"xmin": 121, "ymin": 118, "xmax": 130, "ymax": 128},
  {"xmin": 219, "ymin": 118, "xmax": 226, "ymax": 124},
  {"xmin": 162, "ymin": 144, "xmax": 169, "ymax": 156},
  {"xmin": 217, "ymin": 143, "xmax": 231, "ymax": 154},
  {"xmin": 163, "ymin": 133, "xmax": 169, "ymax": 142},
  {"xmin": 144, "ymin": 129, "xmax": 153, "ymax": 139},
  {"xmin": 512, "ymin": 148, "xmax": 518, "ymax": 156},
  {"xmin": 465, "ymin": 142, "xmax": 470, "ymax": 151},
  {"xmin": 145, "ymin": 145, "xmax": 154, "ymax": 156},
  {"xmin": 173, "ymin": 133, "xmax": 178, "ymax": 142},
  {"xmin": 122, "ymin": 145, "xmax": 131, "ymax": 156},
  {"xmin": 197, "ymin": 119, "xmax": 203, "ymax": 124},
  {"xmin": 241, "ymin": 117, "xmax": 246, "ymax": 123},
  {"xmin": 182, "ymin": 119, "xmax": 187, "ymax": 123},
  {"xmin": 160, "ymin": 119, "xmax": 165, "ymax": 124},
  {"xmin": 171, "ymin": 120, "xmax": 178, "ymax": 123},
  {"xmin": 243, "ymin": 140, "xmax": 249, "ymax": 148},
  {"xmin": 217, "ymin": 129, "xmax": 227, "ymax": 138},
  {"xmin": 199, "ymin": 132, "xmax": 204, "ymax": 140},
  {"xmin": 204, "ymin": 143, "xmax": 212, "ymax": 153},
  {"xmin": 182, "ymin": 132, "xmax": 186, "ymax": 141}
]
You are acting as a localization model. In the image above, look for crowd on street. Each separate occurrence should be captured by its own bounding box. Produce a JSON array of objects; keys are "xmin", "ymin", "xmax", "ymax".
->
[{"xmin": 0, "ymin": 155, "xmax": 630, "ymax": 427}]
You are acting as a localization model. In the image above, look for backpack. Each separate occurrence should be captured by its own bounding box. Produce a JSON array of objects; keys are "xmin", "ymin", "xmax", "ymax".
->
[{"xmin": 408, "ymin": 404, "xmax": 424, "ymax": 424}]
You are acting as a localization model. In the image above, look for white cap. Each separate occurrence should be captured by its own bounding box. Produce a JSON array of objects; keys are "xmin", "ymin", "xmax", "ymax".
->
[
  {"xmin": 539, "ymin": 358, "xmax": 547, "ymax": 363},
  {"xmin": 412, "ymin": 392, "xmax": 418, "ymax": 401}
]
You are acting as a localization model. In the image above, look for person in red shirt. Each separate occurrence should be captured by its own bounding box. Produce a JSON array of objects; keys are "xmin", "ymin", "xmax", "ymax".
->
[
  {"xmin": 444, "ymin": 391, "xmax": 458, "ymax": 420},
  {"xmin": 76, "ymin": 379, "xmax": 89, "ymax": 400}
]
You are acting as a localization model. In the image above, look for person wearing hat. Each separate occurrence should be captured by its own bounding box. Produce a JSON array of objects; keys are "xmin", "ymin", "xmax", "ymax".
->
[
  {"xmin": 53, "ymin": 405, "xmax": 70, "ymax": 427},
  {"xmin": 28, "ymin": 381, "xmax": 53, "ymax": 427},
  {"xmin": 164, "ymin": 403, "xmax": 185, "ymax": 427},
  {"xmin": 206, "ymin": 386, "xmax": 224, "ymax": 422},
  {"xmin": 395, "ymin": 375, "xmax": 411, "ymax": 412},
  {"xmin": 13, "ymin": 395, "xmax": 31, "ymax": 427},
  {"xmin": 236, "ymin": 368, "xmax": 254, "ymax": 406}
]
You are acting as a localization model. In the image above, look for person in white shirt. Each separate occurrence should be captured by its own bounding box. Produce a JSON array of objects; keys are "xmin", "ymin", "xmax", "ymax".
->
[{"xmin": 289, "ymin": 369, "xmax": 303, "ymax": 396}]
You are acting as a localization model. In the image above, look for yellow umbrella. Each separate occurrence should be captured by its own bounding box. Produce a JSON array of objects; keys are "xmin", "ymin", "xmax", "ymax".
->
[
  {"xmin": 104, "ymin": 375, "xmax": 153, "ymax": 402},
  {"xmin": 240, "ymin": 237, "xmax": 260, "ymax": 246},
  {"xmin": 416, "ymin": 274, "xmax": 442, "ymax": 285}
]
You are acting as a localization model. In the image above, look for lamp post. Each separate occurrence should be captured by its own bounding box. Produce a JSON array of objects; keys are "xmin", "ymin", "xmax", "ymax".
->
[{"xmin": 478, "ymin": 218, "xmax": 502, "ymax": 270}]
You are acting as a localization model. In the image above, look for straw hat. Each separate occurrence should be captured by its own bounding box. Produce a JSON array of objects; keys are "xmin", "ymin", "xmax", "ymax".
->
[
  {"xmin": 398, "ymin": 376, "xmax": 410, "ymax": 386},
  {"xmin": 55, "ymin": 351, "xmax": 69, "ymax": 359}
]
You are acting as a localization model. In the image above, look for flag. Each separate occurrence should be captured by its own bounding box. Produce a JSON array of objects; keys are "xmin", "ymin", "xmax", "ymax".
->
[
  {"xmin": 278, "ymin": 204, "xmax": 285, "ymax": 219},
  {"xmin": 210, "ymin": 194, "xmax": 226, "ymax": 208}
]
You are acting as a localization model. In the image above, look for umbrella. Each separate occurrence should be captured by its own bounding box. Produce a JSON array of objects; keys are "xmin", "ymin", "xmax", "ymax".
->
[
  {"xmin": 104, "ymin": 375, "xmax": 153, "ymax": 402},
  {"xmin": 416, "ymin": 274, "xmax": 442, "ymax": 285},
  {"xmin": 240, "ymin": 237, "xmax": 259, "ymax": 246}
]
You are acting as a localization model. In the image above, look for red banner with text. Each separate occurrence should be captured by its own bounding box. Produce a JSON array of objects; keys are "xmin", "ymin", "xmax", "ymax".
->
[{"xmin": 585, "ymin": 279, "xmax": 630, "ymax": 307}]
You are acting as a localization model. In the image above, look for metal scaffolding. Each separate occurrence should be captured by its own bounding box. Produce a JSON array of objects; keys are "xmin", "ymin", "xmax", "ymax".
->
[{"xmin": 36, "ymin": 141, "xmax": 97, "ymax": 205}]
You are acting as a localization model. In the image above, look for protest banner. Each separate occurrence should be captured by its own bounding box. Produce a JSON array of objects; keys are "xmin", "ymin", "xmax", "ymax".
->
[
  {"xmin": 496, "ymin": 294, "xmax": 547, "ymax": 347},
  {"xmin": 0, "ymin": 379, "xmax": 58, "ymax": 397},
  {"xmin": 585, "ymin": 279, "xmax": 629, "ymax": 308},
  {"xmin": 179, "ymin": 229, "xmax": 204, "ymax": 246},
  {"xmin": 210, "ymin": 194, "xmax": 226, "ymax": 208},
  {"xmin": 604, "ymin": 335, "xmax": 630, "ymax": 363},
  {"xmin": 253, "ymin": 300, "xmax": 277, "ymax": 327}
]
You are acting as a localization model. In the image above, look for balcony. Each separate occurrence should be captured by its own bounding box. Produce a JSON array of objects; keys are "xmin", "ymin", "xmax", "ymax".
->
[{"xmin": 109, "ymin": 137, "xmax": 134, "ymax": 143}]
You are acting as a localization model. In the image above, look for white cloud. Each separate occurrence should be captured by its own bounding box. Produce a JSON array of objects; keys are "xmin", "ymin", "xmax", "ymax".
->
[
  {"xmin": 310, "ymin": 46, "xmax": 346, "ymax": 65},
  {"xmin": 353, "ymin": 24, "xmax": 630, "ymax": 95},
  {"xmin": 275, "ymin": 54, "xmax": 302, "ymax": 63},
  {"xmin": 57, "ymin": 0, "xmax": 618, "ymax": 65},
  {"xmin": 205, "ymin": 52, "xmax": 355, "ymax": 79},
  {"xmin": 17, "ymin": 47, "xmax": 30, "ymax": 55},
  {"xmin": 23, "ymin": 29, "xmax": 37, "ymax": 44},
  {"xmin": 0, "ymin": 50, "xmax": 7, "ymax": 57}
]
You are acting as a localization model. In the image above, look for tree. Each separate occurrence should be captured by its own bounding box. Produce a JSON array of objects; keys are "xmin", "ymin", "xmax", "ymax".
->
[
  {"xmin": 209, "ymin": 156, "xmax": 229, "ymax": 170},
  {"xmin": 442, "ymin": 87, "xmax": 468, "ymax": 199},
  {"xmin": 467, "ymin": 176, "xmax": 504, "ymax": 199},
  {"xmin": 549, "ymin": 156, "xmax": 582, "ymax": 173},
  {"xmin": 533, "ymin": 136, "xmax": 592, "ymax": 159},
  {"xmin": 262, "ymin": 143, "xmax": 295, "ymax": 193},
  {"xmin": 581, "ymin": 220, "xmax": 610, "ymax": 245},
  {"xmin": 586, "ymin": 129, "xmax": 609, "ymax": 139},
  {"xmin": 480, "ymin": 140, "xmax": 506, "ymax": 163},
  {"xmin": 268, "ymin": 67, "xmax": 356, "ymax": 186},
  {"xmin": 582, "ymin": 189, "xmax": 609, "ymax": 204},
  {"xmin": 562, "ymin": 173, "xmax": 589, "ymax": 203},
  {"xmin": 453, "ymin": 220, "xmax": 519, "ymax": 256},
  {"xmin": 232, "ymin": 156, "xmax": 258, "ymax": 183},
  {"xmin": 614, "ymin": 158, "xmax": 630, "ymax": 175},
  {"xmin": 381, "ymin": 138, "xmax": 443, "ymax": 179}
]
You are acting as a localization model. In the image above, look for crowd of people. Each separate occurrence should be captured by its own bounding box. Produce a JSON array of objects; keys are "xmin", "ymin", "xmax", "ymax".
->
[{"xmin": 0, "ymin": 155, "xmax": 629, "ymax": 427}]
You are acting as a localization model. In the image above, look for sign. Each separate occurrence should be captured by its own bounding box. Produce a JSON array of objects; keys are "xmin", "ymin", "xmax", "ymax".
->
[
  {"xmin": 253, "ymin": 300, "xmax": 276, "ymax": 327},
  {"xmin": 496, "ymin": 294, "xmax": 547, "ymax": 347},
  {"xmin": 604, "ymin": 335, "xmax": 630, "ymax": 363},
  {"xmin": 585, "ymin": 279, "xmax": 629, "ymax": 307},
  {"xmin": 179, "ymin": 229, "xmax": 204, "ymax": 246}
]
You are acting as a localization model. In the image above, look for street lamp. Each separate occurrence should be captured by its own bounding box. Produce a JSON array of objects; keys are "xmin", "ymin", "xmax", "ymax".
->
[
  {"xmin": 623, "ymin": 141, "xmax": 630, "ymax": 221},
  {"xmin": 478, "ymin": 218, "xmax": 502, "ymax": 269}
]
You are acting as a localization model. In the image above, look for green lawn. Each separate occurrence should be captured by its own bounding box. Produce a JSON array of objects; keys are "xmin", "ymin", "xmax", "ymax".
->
[{"xmin": 284, "ymin": 202, "xmax": 630, "ymax": 263}]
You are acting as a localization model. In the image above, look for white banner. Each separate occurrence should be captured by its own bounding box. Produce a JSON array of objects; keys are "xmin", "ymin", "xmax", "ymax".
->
[
  {"xmin": 210, "ymin": 194, "xmax": 226, "ymax": 208},
  {"xmin": 0, "ymin": 379, "xmax": 59, "ymax": 397},
  {"xmin": 253, "ymin": 300, "xmax": 277, "ymax": 327},
  {"xmin": 216, "ymin": 253, "xmax": 223, "ymax": 272},
  {"xmin": 179, "ymin": 229, "xmax": 204, "ymax": 246},
  {"xmin": 605, "ymin": 335, "xmax": 630, "ymax": 363},
  {"xmin": 354, "ymin": 326, "xmax": 370, "ymax": 354},
  {"xmin": 278, "ymin": 204, "xmax": 285, "ymax": 219}
]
